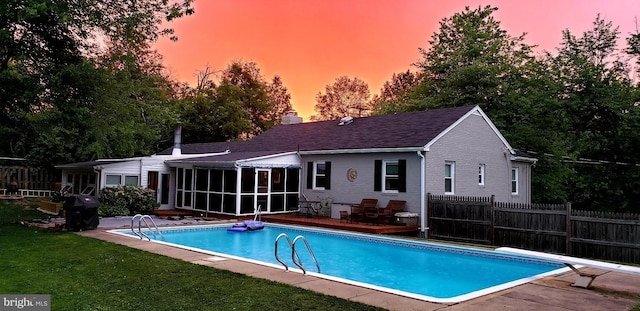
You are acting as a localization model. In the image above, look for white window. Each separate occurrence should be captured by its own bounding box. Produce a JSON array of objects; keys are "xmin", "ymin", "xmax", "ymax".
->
[
  {"xmin": 383, "ymin": 160, "xmax": 399, "ymax": 192},
  {"xmin": 445, "ymin": 162, "xmax": 455, "ymax": 194},
  {"xmin": 478, "ymin": 164, "xmax": 485, "ymax": 186},
  {"xmin": 105, "ymin": 174, "xmax": 139, "ymax": 187},
  {"xmin": 511, "ymin": 168, "xmax": 519, "ymax": 195},
  {"xmin": 313, "ymin": 161, "xmax": 327, "ymax": 189},
  {"xmin": 124, "ymin": 176, "xmax": 139, "ymax": 186},
  {"xmin": 105, "ymin": 175, "xmax": 121, "ymax": 186}
]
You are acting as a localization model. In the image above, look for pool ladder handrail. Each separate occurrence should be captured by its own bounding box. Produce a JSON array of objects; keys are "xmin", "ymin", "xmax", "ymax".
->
[
  {"xmin": 274, "ymin": 233, "xmax": 320, "ymax": 274},
  {"xmin": 254, "ymin": 204, "xmax": 262, "ymax": 222},
  {"xmin": 130, "ymin": 214, "xmax": 164, "ymax": 241}
]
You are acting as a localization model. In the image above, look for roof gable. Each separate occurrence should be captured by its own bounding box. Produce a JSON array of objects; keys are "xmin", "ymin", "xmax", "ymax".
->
[{"xmin": 424, "ymin": 106, "xmax": 514, "ymax": 154}]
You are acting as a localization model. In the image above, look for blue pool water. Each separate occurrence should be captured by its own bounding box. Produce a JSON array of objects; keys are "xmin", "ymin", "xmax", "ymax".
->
[{"xmin": 113, "ymin": 224, "xmax": 565, "ymax": 302}]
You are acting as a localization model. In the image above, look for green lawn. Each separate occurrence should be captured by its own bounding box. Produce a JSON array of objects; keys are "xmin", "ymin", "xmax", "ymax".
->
[{"xmin": 0, "ymin": 200, "xmax": 382, "ymax": 310}]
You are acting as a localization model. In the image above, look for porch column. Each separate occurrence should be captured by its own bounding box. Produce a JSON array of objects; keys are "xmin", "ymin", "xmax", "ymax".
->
[{"xmin": 235, "ymin": 166, "xmax": 242, "ymax": 216}]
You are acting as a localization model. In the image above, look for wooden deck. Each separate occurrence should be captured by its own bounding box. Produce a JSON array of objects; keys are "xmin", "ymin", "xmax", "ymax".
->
[
  {"xmin": 156, "ymin": 209, "xmax": 420, "ymax": 235},
  {"xmin": 261, "ymin": 213, "xmax": 420, "ymax": 235}
]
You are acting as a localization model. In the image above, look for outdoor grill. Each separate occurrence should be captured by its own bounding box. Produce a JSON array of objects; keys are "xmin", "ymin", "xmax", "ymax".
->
[{"xmin": 64, "ymin": 195, "xmax": 100, "ymax": 231}]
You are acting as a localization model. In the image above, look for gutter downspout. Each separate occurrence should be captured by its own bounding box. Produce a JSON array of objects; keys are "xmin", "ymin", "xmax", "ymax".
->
[
  {"xmin": 234, "ymin": 162, "xmax": 242, "ymax": 216},
  {"xmin": 296, "ymin": 151, "xmax": 307, "ymax": 201},
  {"xmin": 417, "ymin": 150, "xmax": 427, "ymax": 238}
]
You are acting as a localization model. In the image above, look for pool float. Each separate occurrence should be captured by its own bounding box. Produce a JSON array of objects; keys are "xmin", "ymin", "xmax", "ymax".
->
[{"xmin": 227, "ymin": 220, "xmax": 264, "ymax": 232}]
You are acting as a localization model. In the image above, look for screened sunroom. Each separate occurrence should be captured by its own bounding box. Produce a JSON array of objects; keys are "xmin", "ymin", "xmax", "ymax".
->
[{"xmin": 168, "ymin": 152, "xmax": 301, "ymax": 216}]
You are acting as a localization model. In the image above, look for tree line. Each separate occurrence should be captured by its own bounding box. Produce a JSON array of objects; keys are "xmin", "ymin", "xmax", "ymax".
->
[{"xmin": 1, "ymin": 3, "xmax": 639, "ymax": 212}]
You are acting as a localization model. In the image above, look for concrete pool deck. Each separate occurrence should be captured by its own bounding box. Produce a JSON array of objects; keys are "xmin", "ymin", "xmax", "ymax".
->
[{"xmin": 79, "ymin": 221, "xmax": 640, "ymax": 311}]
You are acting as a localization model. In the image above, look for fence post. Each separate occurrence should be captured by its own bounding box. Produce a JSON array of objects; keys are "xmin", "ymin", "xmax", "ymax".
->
[
  {"xmin": 425, "ymin": 193, "xmax": 431, "ymax": 239},
  {"xmin": 566, "ymin": 202, "xmax": 572, "ymax": 256},
  {"xmin": 490, "ymin": 194, "xmax": 495, "ymax": 245}
]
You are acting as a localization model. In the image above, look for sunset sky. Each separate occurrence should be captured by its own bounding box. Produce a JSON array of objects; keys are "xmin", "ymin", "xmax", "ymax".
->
[{"xmin": 155, "ymin": 0, "xmax": 639, "ymax": 121}]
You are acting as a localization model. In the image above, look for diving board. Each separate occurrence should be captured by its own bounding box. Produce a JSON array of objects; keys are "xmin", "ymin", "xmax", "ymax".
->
[{"xmin": 496, "ymin": 247, "xmax": 640, "ymax": 288}]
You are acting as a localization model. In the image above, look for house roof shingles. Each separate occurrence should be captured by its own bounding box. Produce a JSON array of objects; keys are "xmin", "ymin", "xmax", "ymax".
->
[
  {"xmin": 195, "ymin": 105, "xmax": 474, "ymax": 155},
  {"xmin": 163, "ymin": 106, "xmax": 476, "ymax": 164},
  {"xmin": 241, "ymin": 106, "xmax": 474, "ymax": 152}
]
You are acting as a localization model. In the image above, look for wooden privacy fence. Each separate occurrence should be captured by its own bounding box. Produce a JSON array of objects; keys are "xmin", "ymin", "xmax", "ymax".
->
[
  {"xmin": 0, "ymin": 165, "xmax": 56, "ymax": 193},
  {"xmin": 570, "ymin": 210, "xmax": 640, "ymax": 264},
  {"xmin": 427, "ymin": 194, "xmax": 640, "ymax": 264}
]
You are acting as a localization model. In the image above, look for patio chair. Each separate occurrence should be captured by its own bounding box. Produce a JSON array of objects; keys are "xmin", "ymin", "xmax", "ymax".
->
[
  {"xmin": 350, "ymin": 198, "xmax": 378, "ymax": 223},
  {"xmin": 379, "ymin": 200, "xmax": 407, "ymax": 224},
  {"xmin": 364, "ymin": 206, "xmax": 382, "ymax": 224}
]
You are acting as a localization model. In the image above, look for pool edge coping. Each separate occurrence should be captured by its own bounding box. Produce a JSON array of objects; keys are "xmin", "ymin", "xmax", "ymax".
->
[{"xmin": 107, "ymin": 222, "xmax": 572, "ymax": 304}]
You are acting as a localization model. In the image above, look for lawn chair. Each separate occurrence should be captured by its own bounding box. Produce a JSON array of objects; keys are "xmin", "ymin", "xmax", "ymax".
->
[
  {"xmin": 379, "ymin": 200, "xmax": 407, "ymax": 224},
  {"xmin": 350, "ymin": 198, "xmax": 378, "ymax": 223},
  {"xmin": 364, "ymin": 206, "xmax": 382, "ymax": 224}
]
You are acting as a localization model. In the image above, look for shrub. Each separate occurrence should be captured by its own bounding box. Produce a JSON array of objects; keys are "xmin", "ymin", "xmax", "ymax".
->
[
  {"xmin": 98, "ymin": 204, "xmax": 130, "ymax": 217},
  {"xmin": 99, "ymin": 185, "xmax": 159, "ymax": 216}
]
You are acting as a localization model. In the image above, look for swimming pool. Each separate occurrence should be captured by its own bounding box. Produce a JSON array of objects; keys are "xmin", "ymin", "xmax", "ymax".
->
[{"xmin": 110, "ymin": 223, "xmax": 567, "ymax": 303}]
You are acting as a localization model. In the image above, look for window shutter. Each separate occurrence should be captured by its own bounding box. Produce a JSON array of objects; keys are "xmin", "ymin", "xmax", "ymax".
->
[
  {"xmin": 374, "ymin": 160, "xmax": 382, "ymax": 191},
  {"xmin": 306, "ymin": 162, "xmax": 313, "ymax": 189},
  {"xmin": 398, "ymin": 159, "xmax": 407, "ymax": 192},
  {"xmin": 325, "ymin": 161, "xmax": 331, "ymax": 189}
]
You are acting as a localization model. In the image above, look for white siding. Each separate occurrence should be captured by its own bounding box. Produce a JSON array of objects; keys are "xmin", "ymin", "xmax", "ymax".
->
[
  {"xmin": 141, "ymin": 156, "xmax": 173, "ymax": 187},
  {"xmin": 141, "ymin": 156, "xmax": 176, "ymax": 210}
]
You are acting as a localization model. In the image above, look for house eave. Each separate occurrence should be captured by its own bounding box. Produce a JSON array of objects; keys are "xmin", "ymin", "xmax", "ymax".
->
[
  {"xmin": 511, "ymin": 156, "xmax": 538, "ymax": 164},
  {"xmin": 299, "ymin": 147, "xmax": 425, "ymax": 155},
  {"xmin": 237, "ymin": 151, "xmax": 298, "ymax": 162},
  {"xmin": 166, "ymin": 151, "xmax": 298, "ymax": 168},
  {"xmin": 55, "ymin": 158, "xmax": 135, "ymax": 170}
]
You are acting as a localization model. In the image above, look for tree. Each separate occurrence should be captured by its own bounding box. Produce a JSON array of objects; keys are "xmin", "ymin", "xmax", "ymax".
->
[
  {"xmin": 177, "ymin": 85, "xmax": 251, "ymax": 144},
  {"xmin": 312, "ymin": 76, "xmax": 372, "ymax": 121},
  {"xmin": 371, "ymin": 70, "xmax": 422, "ymax": 114},
  {"xmin": 0, "ymin": 0, "xmax": 193, "ymax": 166},
  {"xmin": 265, "ymin": 75, "xmax": 293, "ymax": 125},
  {"xmin": 24, "ymin": 46, "xmax": 180, "ymax": 167},
  {"xmin": 626, "ymin": 19, "xmax": 640, "ymax": 79},
  {"xmin": 546, "ymin": 16, "xmax": 640, "ymax": 212},
  {"xmin": 220, "ymin": 61, "xmax": 277, "ymax": 138},
  {"xmin": 177, "ymin": 61, "xmax": 292, "ymax": 142},
  {"xmin": 412, "ymin": 5, "xmax": 536, "ymax": 114}
]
